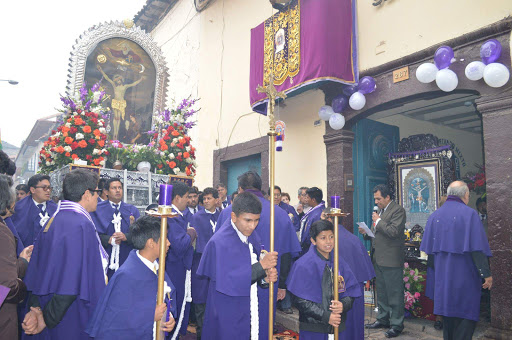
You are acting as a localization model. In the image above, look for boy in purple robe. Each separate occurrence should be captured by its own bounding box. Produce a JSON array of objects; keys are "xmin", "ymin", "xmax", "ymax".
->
[
  {"xmin": 91, "ymin": 178, "xmax": 141, "ymax": 279},
  {"xmin": 321, "ymin": 209, "xmax": 375, "ymax": 340},
  {"xmin": 216, "ymin": 171, "xmax": 301, "ymax": 339},
  {"xmin": 197, "ymin": 191, "xmax": 278, "ymax": 340},
  {"xmin": 189, "ymin": 187, "xmax": 219, "ymax": 340},
  {"xmin": 165, "ymin": 181, "xmax": 197, "ymax": 337},
  {"xmin": 287, "ymin": 219, "xmax": 361, "ymax": 339},
  {"xmin": 420, "ymin": 181, "xmax": 492, "ymax": 340},
  {"xmin": 21, "ymin": 169, "xmax": 107, "ymax": 340},
  {"xmin": 298, "ymin": 187, "xmax": 326, "ymax": 256},
  {"xmin": 86, "ymin": 215, "xmax": 176, "ymax": 339},
  {"xmin": 10, "ymin": 174, "xmax": 57, "ymax": 246}
]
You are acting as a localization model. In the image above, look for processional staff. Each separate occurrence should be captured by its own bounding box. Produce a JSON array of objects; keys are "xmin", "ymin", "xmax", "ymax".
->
[{"xmin": 257, "ymin": 73, "xmax": 287, "ymax": 339}]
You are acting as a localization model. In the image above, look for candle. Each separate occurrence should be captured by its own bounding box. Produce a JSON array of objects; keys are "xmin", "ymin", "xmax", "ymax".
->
[
  {"xmin": 331, "ymin": 195, "xmax": 340, "ymax": 209},
  {"xmin": 159, "ymin": 184, "xmax": 173, "ymax": 206}
]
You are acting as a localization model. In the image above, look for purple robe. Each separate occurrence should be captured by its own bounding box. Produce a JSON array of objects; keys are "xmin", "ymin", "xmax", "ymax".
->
[
  {"xmin": 279, "ymin": 201, "xmax": 300, "ymax": 231},
  {"xmin": 91, "ymin": 200, "xmax": 140, "ymax": 279},
  {"xmin": 217, "ymin": 190, "xmax": 301, "ymax": 339},
  {"xmin": 190, "ymin": 209, "xmax": 220, "ymax": 304},
  {"xmin": 86, "ymin": 250, "xmax": 176, "ymax": 339},
  {"xmin": 23, "ymin": 206, "xmax": 106, "ymax": 339},
  {"xmin": 337, "ymin": 225, "xmax": 375, "ymax": 340},
  {"xmin": 165, "ymin": 209, "xmax": 194, "ymax": 336},
  {"xmin": 11, "ymin": 196, "xmax": 57, "ymax": 246},
  {"xmin": 420, "ymin": 196, "xmax": 492, "ymax": 321},
  {"xmin": 4, "ymin": 217, "xmax": 24, "ymax": 256},
  {"xmin": 286, "ymin": 245, "xmax": 361, "ymax": 339},
  {"xmin": 196, "ymin": 218, "xmax": 262, "ymax": 340},
  {"xmin": 299, "ymin": 202, "xmax": 326, "ymax": 254}
]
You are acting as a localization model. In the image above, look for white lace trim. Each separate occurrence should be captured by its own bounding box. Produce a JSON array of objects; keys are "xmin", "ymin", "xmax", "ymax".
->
[
  {"xmin": 109, "ymin": 212, "xmax": 122, "ymax": 271},
  {"xmin": 249, "ymin": 243, "xmax": 259, "ymax": 340}
]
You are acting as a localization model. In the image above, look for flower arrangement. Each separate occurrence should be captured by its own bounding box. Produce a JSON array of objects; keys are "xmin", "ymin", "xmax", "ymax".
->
[
  {"xmin": 39, "ymin": 82, "xmax": 109, "ymax": 173},
  {"xmin": 462, "ymin": 164, "xmax": 486, "ymax": 195},
  {"xmin": 403, "ymin": 262, "xmax": 425, "ymax": 312}
]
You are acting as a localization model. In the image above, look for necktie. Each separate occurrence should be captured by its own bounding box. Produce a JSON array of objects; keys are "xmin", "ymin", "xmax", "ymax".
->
[
  {"xmin": 194, "ymin": 207, "xmax": 197, "ymax": 214},
  {"xmin": 222, "ymin": 201, "xmax": 228, "ymax": 209},
  {"xmin": 113, "ymin": 204, "xmax": 119, "ymax": 214},
  {"xmin": 37, "ymin": 204, "xmax": 45, "ymax": 214}
]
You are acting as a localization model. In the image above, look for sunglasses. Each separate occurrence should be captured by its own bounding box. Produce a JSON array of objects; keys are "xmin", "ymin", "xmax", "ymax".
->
[{"xmin": 88, "ymin": 189, "xmax": 103, "ymax": 195}]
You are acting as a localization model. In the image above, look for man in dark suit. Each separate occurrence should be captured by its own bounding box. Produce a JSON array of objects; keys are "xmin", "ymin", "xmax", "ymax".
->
[{"xmin": 359, "ymin": 184, "xmax": 406, "ymax": 338}]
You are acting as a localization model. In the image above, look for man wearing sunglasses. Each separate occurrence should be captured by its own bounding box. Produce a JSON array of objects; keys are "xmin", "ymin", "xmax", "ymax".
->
[{"xmin": 10, "ymin": 174, "xmax": 58, "ymax": 246}]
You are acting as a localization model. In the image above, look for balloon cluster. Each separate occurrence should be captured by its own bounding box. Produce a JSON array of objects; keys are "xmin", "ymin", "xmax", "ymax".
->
[
  {"xmin": 318, "ymin": 76, "xmax": 377, "ymax": 130},
  {"xmin": 416, "ymin": 46, "xmax": 458, "ymax": 92},
  {"xmin": 465, "ymin": 39, "xmax": 510, "ymax": 88}
]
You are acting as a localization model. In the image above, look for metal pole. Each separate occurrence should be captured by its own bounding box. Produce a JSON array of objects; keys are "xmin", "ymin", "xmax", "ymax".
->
[
  {"xmin": 268, "ymin": 129, "xmax": 276, "ymax": 340},
  {"xmin": 333, "ymin": 215, "xmax": 340, "ymax": 340},
  {"xmin": 155, "ymin": 216, "xmax": 168, "ymax": 340}
]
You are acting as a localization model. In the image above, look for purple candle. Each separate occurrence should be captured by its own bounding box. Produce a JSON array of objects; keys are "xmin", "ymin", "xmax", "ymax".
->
[
  {"xmin": 331, "ymin": 195, "xmax": 340, "ymax": 209},
  {"xmin": 159, "ymin": 184, "xmax": 173, "ymax": 206}
]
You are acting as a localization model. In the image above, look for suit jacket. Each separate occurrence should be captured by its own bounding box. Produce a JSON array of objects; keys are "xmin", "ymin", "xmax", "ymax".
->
[{"xmin": 366, "ymin": 201, "xmax": 406, "ymax": 268}]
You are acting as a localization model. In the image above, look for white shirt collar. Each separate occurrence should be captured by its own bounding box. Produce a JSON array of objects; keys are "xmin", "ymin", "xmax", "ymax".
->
[
  {"xmin": 383, "ymin": 201, "xmax": 392, "ymax": 212},
  {"xmin": 33, "ymin": 199, "xmax": 47, "ymax": 209},
  {"xmin": 109, "ymin": 200, "xmax": 122, "ymax": 209},
  {"xmin": 205, "ymin": 208, "xmax": 217, "ymax": 215},
  {"xmin": 188, "ymin": 206, "xmax": 198, "ymax": 214},
  {"xmin": 136, "ymin": 250, "xmax": 159, "ymax": 273},
  {"xmin": 172, "ymin": 204, "xmax": 183, "ymax": 216},
  {"xmin": 231, "ymin": 220, "xmax": 248, "ymax": 244}
]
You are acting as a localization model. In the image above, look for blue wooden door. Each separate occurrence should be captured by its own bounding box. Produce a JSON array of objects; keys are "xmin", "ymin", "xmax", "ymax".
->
[
  {"xmin": 225, "ymin": 155, "xmax": 262, "ymax": 195},
  {"xmin": 352, "ymin": 119, "xmax": 399, "ymax": 249}
]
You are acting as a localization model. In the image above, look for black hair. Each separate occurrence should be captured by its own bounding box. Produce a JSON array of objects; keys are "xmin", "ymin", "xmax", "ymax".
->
[
  {"xmin": 373, "ymin": 184, "xmax": 392, "ymax": 199},
  {"xmin": 216, "ymin": 183, "xmax": 227, "ymax": 190},
  {"xmin": 28, "ymin": 174, "xmax": 51, "ymax": 189},
  {"xmin": 0, "ymin": 150, "xmax": 16, "ymax": 176},
  {"xmin": 62, "ymin": 169, "xmax": 99, "ymax": 202},
  {"xmin": 476, "ymin": 196, "xmax": 487, "ymax": 206},
  {"xmin": 306, "ymin": 187, "xmax": 323, "ymax": 204},
  {"xmin": 130, "ymin": 215, "xmax": 161, "ymax": 250},
  {"xmin": 105, "ymin": 178, "xmax": 123, "ymax": 190},
  {"xmin": 232, "ymin": 191, "xmax": 238, "ymax": 200},
  {"xmin": 202, "ymin": 187, "xmax": 218, "ymax": 199},
  {"xmin": 188, "ymin": 186, "xmax": 199, "ymax": 195},
  {"xmin": 232, "ymin": 191, "xmax": 262, "ymax": 216},
  {"xmin": 16, "ymin": 184, "xmax": 29, "ymax": 193},
  {"xmin": 274, "ymin": 185, "xmax": 282, "ymax": 193},
  {"xmin": 309, "ymin": 219, "xmax": 334, "ymax": 240},
  {"xmin": 98, "ymin": 178, "xmax": 107, "ymax": 191},
  {"xmin": 170, "ymin": 181, "xmax": 190, "ymax": 200},
  {"xmin": 281, "ymin": 192, "xmax": 290, "ymax": 201},
  {"xmin": 237, "ymin": 171, "xmax": 262, "ymax": 191},
  {"xmin": 0, "ymin": 174, "xmax": 15, "ymax": 216},
  {"xmin": 145, "ymin": 203, "xmax": 158, "ymax": 215}
]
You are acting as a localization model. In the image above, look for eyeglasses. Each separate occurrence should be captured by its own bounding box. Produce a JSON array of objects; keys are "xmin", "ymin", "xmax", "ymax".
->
[
  {"xmin": 88, "ymin": 189, "xmax": 103, "ymax": 195},
  {"xmin": 34, "ymin": 185, "xmax": 52, "ymax": 191}
]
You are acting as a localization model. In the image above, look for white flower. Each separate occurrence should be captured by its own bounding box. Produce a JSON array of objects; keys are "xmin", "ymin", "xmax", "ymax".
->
[
  {"xmin": 93, "ymin": 149, "xmax": 99, "ymax": 155},
  {"xmin": 169, "ymin": 153, "xmax": 175, "ymax": 160},
  {"xmin": 173, "ymin": 138, "xmax": 178, "ymax": 144},
  {"xmin": 46, "ymin": 161, "xmax": 51, "ymax": 166},
  {"xmin": 99, "ymin": 160, "xmax": 105, "ymax": 166},
  {"xmin": 75, "ymin": 133, "xmax": 84, "ymax": 140},
  {"xmin": 93, "ymin": 92, "xmax": 101, "ymax": 103},
  {"xmin": 64, "ymin": 146, "xmax": 72, "ymax": 152},
  {"xmin": 101, "ymin": 148, "xmax": 107, "ymax": 154},
  {"xmin": 160, "ymin": 152, "xmax": 165, "ymax": 157},
  {"xmin": 99, "ymin": 127, "xmax": 106, "ymax": 134},
  {"xmin": 65, "ymin": 123, "xmax": 71, "ymax": 128},
  {"xmin": 173, "ymin": 168, "xmax": 180, "ymax": 174},
  {"xmin": 185, "ymin": 146, "xmax": 191, "ymax": 152}
]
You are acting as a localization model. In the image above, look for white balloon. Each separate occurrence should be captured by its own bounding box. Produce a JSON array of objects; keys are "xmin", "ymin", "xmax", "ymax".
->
[
  {"xmin": 465, "ymin": 61, "xmax": 486, "ymax": 81},
  {"xmin": 483, "ymin": 63, "xmax": 510, "ymax": 88},
  {"xmin": 329, "ymin": 113, "xmax": 346, "ymax": 130},
  {"xmin": 416, "ymin": 63, "xmax": 438, "ymax": 83},
  {"xmin": 349, "ymin": 91, "xmax": 366, "ymax": 110},
  {"xmin": 318, "ymin": 105, "xmax": 334, "ymax": 121},
  {"xmin": 435, "ymin": 69, "xmax": 458, "ymax": 92}
]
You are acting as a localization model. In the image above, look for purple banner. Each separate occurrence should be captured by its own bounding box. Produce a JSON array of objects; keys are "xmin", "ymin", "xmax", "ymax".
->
[
  {"xmin": 0, "ymin": 284, "xmax": 9, "ymax": 307},
  {"xmin": 249, "ymin": 0, "xmax": 357, "ymax": 114}
]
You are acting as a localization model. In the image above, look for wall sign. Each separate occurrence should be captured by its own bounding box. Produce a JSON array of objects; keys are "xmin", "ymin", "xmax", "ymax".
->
[{"xmin": 393, "ymin": 66, "xmax": 409, "ymax": 83}]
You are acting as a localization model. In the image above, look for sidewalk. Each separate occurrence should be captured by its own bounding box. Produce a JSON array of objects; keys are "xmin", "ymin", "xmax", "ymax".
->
[{"xmin": 275, "ymin": 306, "xmax": 490, "ymax": 339}]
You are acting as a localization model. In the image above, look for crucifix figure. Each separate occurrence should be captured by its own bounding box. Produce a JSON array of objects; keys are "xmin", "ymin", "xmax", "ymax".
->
[{"xmin": 257, "ymin": 73, "xmax": 287, "ymax": 130}]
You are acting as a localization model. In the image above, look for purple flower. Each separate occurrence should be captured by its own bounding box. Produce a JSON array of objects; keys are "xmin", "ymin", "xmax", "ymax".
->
[
  {"xmin": 85, "ymin": 100, "xmax": 92, "ymax": 110},
  {"xmin": 79, "ymin": 82, "xmax": 88, "ymax": 102},
  {"xmin": 404, "ymin": 277, "xmax": 409, "ymax": 282},
  {"xmin": 163, "ymin": 109, "xmax": 171, "ymax": 122},
  {"xmin": 91, "ymin": 81, "xmax": 100, "ymax": 92},
  {"xmin": 97, "ymin": 91, "xmax": 105, "ymax": 104}
]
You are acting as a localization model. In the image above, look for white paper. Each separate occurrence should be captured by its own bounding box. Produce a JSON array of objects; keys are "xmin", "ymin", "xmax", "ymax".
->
[{"xmin": 357, "ymin": 222, "xmax": 375, "ymax": 238}]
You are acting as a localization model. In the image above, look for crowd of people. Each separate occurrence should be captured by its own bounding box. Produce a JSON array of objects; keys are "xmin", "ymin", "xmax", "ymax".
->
[{"xmin": 0, "ymin": 149, "xmax": 492, "ymax": 340}]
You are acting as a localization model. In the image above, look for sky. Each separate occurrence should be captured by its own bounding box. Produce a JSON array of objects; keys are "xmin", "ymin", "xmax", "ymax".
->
[{"xmin": 0, "ymin": 0, "xmax": 148, "ymax": 147}]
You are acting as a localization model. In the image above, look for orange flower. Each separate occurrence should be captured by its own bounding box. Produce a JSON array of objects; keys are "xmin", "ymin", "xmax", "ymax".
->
[
  {"xmin": 62, "ymin": 126, "xmax": 70, "ymax": 133},
  {"xmin": 83, "ymin": 126, "xmax": 92, "ymax": 133},
  {"xmin": 168, "ymin": 161, "xmax": 176, "ymax": 169},
  {"xmin": 93, "ymin": 129, "xmax": 101, "ymax": 137},
  {"xmin": 55, "ymin": 146, "xmax": 65, "ymax": 153},
  {"xmin": 74, "ymin": 117, "xmax": 84, "ymax": 125},
  {"xmin": 186, "ymin": 167, "xmax": 191, "ymax": 176},
  {"xmin": 97, "ymin": 140, "xmax": 105, "ymax": 147},
  {"xmin": 183, "ymin": 152, "xmax": 190, "ymax": 159},
  {"xmin": 160, "ymin": 144, "xmax": 168, "ymax": 151},
  {"xmin": 71, "ymin": 154, "xmax": 79, "ymax": 160},
  {"xmin": 78, "ymin": 140, "xmax": 88, "ymax": 148},
  {"xmin": 171, "ymin": 130, "xmax": 180, "ymax": 137},
  {"xmin": 65, "ymin": 137, "xmax": 74, "ymax": 144},
  {"xmin": 65, "ymin": 152, "xmax": 71, "ymax": 157},
  {"xmin": 93, "ymin": 158, "xmax": 100, "ymax": 165}
]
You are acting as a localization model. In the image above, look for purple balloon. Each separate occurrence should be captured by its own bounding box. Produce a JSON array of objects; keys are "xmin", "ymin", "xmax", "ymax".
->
[
  {"xmin": 342, "ymin": 84, "xmax": 358, "ymax": 97},
  {"xmin": 434, "ymin": 46, "xmax": 454, "ymax": 70},
  {"xmin": 480, "ymin": 39, "xmax": 502, "ymax": 65},
  {"xmin": 331, "ymin": 95, "xmax": 348, "ymax": 113},
  {"xmin": 358, "ymin": 76, "xmax": 376, "ymax": 94}
]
